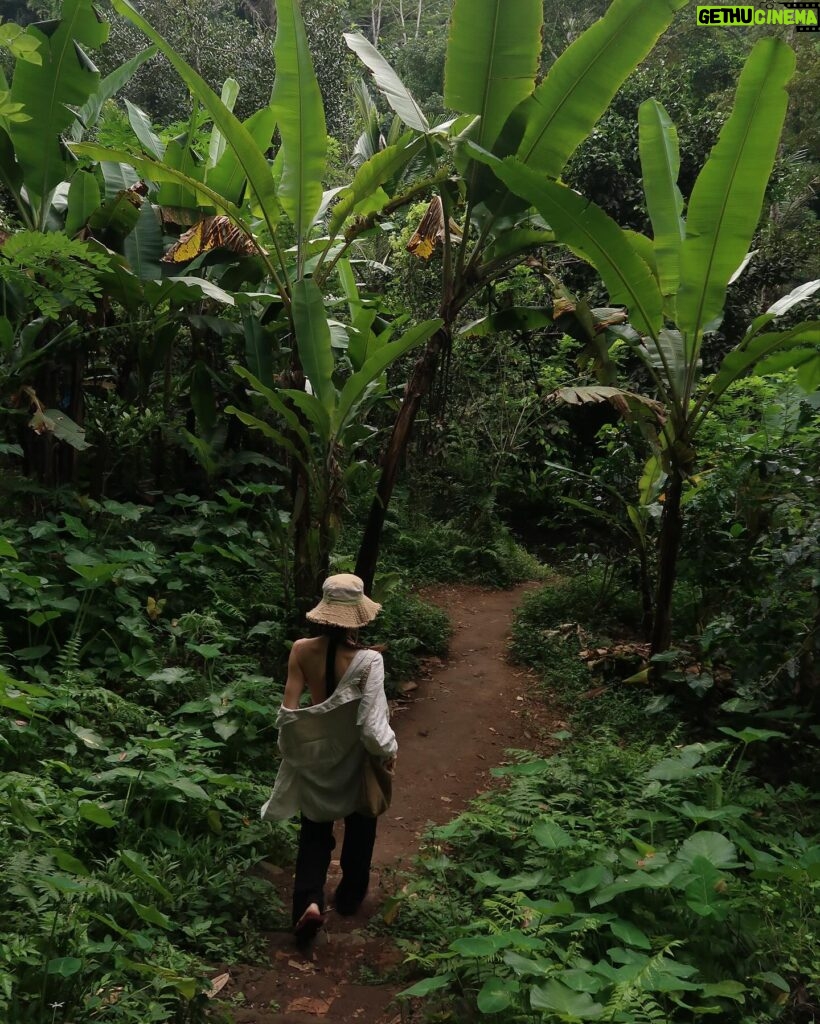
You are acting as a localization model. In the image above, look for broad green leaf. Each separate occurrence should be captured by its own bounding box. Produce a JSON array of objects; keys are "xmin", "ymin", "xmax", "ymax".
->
[
  {"xmin": 64, "ymin": 170, "xmax": 101, "ymax": 237},
  {"xmin": 125, "ymin": 99, "xmax": 165, "ymax": 159},
  {"xmin": 532, "ymin": 819, "xmax": 575, "ymax": 850},
  {"xmin": 52, "ymin": 849, "xmax": 91, "ymax": 876},
  {"xmin": 707, "ymin": 323, "xmax": 819, "ymax": 401},
  {"xmin": 280, "ymin": 388, "xmax": 332, "ymax": 442},
  {"xmin": 561, "ymin": 865, "xmax": 612, "ymax": 894},
  {"xmin": 0, "ymin": 537, "xmax": 18, "ymax": 558},
  {"xmin": 530, "ymin": 980, "xmax": 604, "ymax": 1019},
  {"xmin": 767, "ymin": 279, "xmax": 820, "ymax": 317},
  {"xmin": 505, "ymin": 0, "xmax": 687, "ymax": 174},
  {"xmin": 398, "ymin": 975, "xmax": 453, "ymax": 999},
  {"xmin": 493, "ymin": 160, "xmax": 663, "ymax": 338},
  {"xmin": 701, "ymin": 980, "xmax": 747, "ymax": 1001},
  {"xmin": 344, "ymin": 33, "xmax": 429, "ymax": 134},
  {"xmin": 477, "ymin": 976, "xmax": 520, "ymax": 1013},
  {"xmin": 639, "ymin": 99, "xmax": 684, "ymax": 298},
  {"xmin": 155, "ymin": 137, "xmax": 201, "ymax": 211},
  {"xmin": 207, "ymin": 106, "xmax": 276, "ymax": 204},
  {"xmin": 683, "ymin": 855, "xmax": 725, "ymax": 917},
  {"xmin": 120, "ymin": 849, "xmax": 172, "ymax": 900},
  {"xmin": 444, "ymin": 0, "xmax": 542, "ymax": 151},
  {"xmin": 124, "ymin": 201, "xmax": 164, "ymax": 280},
  {"xmin": 333, "ymin": 318, "xmax": 442, "ymax": 435},
  {"xmin": 78, "ymin": 800, "xmax": 116, "ymax": 827},
  {"xmin": 166, "ymin": 778, "xmax": 207, "ymax": 802},
  {"xmin": 292, "ymin": 278, "xmax": 335, "ymax": 413},
  {"xmin": 718, "ymin": 726, "xmax": 787, "ymax": 744},
  {"xmin": 641, "ymin": 327, "xmax": 687, "ymax": 399},
  {"xmin": 226, "ymin": 408, "xmax": 306, "ymax": 464},
  {"xmin": 9, "ymin": 0, "xmax": 108, "ymax": 221},
  {"xmin": 328, "ymin": 134, "xmax": 424, "ymax": 235},
  {"xmin": 451, "ymin": 934, "xmax": 506, "ymax": 957},
  {"xmin": 233, "ymin": 366, "xmax": 313, "ymax": 450},
  {"xmin": 47, "ymin": 957, "xmax": 83, "ymax": 977},
  {"xmin": 70, "ymin": 46, "xmax": 157, "ymax": 142},
  {"xmin": 271, "ymin": 0, "xmax": 327, "ymax": 240},
  {"xmin": 110, "ymin": 0, "xmax": 280, "ymax": 232},
  {"xmin": 610, "ymin": 919, "xmax": 651, "ymax": 949},
  {"xmin": 677, "ymin": 831, "xmax": 738, "ymax": 869},
  {"xmin": 72, "ymin": 144, "xmax": 248, "ymax": 227},
  {"xmin": 131, "ymin": 900, "xmax": 172, "ymax": 929},
  {"xmin": 460, "ymin": 307, "xmax": 553, "ymax": 337},
  {"xmin": 66, "ymin": 722, "xmax": 107, "ymax": 749},
  {"xmin": 208, "ymin": 77, "xmax": 240, "ymax": 168},
  {"xmin": 677, "ymin": 38, "xmax": 796, "ymax": 346}
]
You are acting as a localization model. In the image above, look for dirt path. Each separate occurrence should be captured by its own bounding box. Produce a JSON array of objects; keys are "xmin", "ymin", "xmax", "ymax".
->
[{"xmin": 224, "ymin": 581, "xmax": 561, "ymax": 1023}]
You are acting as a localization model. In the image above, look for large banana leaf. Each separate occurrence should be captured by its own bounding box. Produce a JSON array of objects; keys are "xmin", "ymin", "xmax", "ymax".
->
[
  {"xmin": 232, "ymin": 365, "xmax": 316, "ymax": 451},
  {"xmin": 124, "ymin": 201, "xmax": 164, "ymax": 280},
  {"xmin": 125, "ymin": 100, "xmax": 165, "ymax": 160},
  {"xmin": 207, "ymin": 107, "xmax": 277, "ymax": 205},
  {"xmin": 292, "ymin": 278, "xmax": 335, "ymax": 413},
  {"xmin": 207, "ymin": 78, "xmax": 240, "ymax": 169},
  {"xmin": 344, "ymin": 33, "xmax": 429, "ymax": 134},
  {"xmin": 503, "ymin": 0, "xmax": 687, "ymax": 175},
  {"xmin": 638, "ymin": 100, "xmax": 684, "ymax": 299},
  {"xmin": 64, "ymin": 170, "xmax": 100, "ymax": 237},
  {"xmin": 676, "ymin": 38, "xmax": 796, "ymax": 346},
  {"xmin": 9, "ymin": 0, "xmax": 108, "ymax": 223},
  {"xmin": 334, "ymin": 319, "xmax": 443, "ymax": 435},
  {"xmin": 706, "ymin": 322, "xmax": 820, "ymax": 402},
  {"xmin": 328, "ymin": 135, "xmax": 425, "ymax": 235},
  {"xmin": 70, "ymin": 46, "xmax": 157, "ymax": 143},
  {"xmin": 109, "ymin": 0, "xmax": 280, "ymax": 235},
  {"xmin": 271, "ymin": 0, "xmax": 326, "ymax": 243},
  {"xmin": 444, "ymin": 0, "xmax": 542, "ymax": 151},
  {"xmin": 494, "ymin": 159, "xmax": 663, "ymax": 338}
]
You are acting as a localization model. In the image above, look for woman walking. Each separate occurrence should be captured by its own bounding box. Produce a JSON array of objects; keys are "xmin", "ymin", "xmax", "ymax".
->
[{"xmin": 261, "ymin": 574, "xmax": 398, "ymax": 943}]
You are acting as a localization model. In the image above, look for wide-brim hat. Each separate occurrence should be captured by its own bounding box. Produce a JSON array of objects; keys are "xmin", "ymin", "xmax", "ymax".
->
[{"xmin": 306, "ymin": 573, "xmax": 381, "ymax": 628}]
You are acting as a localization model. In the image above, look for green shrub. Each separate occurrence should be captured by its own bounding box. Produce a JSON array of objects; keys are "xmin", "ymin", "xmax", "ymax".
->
[
  {"xmin": 367, "ymin": 586, "xmax": 451, "ymax": 694},
  {"xmin": 390, "ymin": 736, "xmax": 820, "ymax": 1023}
]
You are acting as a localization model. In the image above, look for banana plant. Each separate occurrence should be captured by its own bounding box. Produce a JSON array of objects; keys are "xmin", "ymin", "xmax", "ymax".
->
[
  {"xmin": 484, "ymin": 37, "xmax": 819, "ymax": 651},
  {"xmin": 227, "ymin": 311, "xmax": 442, "ymax": 607},
  {"xmin": 67, "ymin": 0, "xmax": 446, "ymax": 608},
  {"xmin": 1, "ymin": 0, "xmax": 154, "ymax": 232},
  {"xmin": 351, "ymin": 0, "xmax": 689, "ymax": 590},
  {"xmin": 67, "ymin": 0, "xmax": 686, "ymax": 601}
]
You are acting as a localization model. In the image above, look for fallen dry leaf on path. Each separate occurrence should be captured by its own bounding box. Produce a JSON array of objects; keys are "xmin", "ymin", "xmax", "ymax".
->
[
  {"xmin": 206, "ymin": 973, "xmax": 230, "ymax": 998},
  {"xmin": 288, "ymin": 959, "xmax": 315, "ymax": 972},
  {"xmin": 286, "ymin": 995, "xmax": 335, "ymax": 1015}
]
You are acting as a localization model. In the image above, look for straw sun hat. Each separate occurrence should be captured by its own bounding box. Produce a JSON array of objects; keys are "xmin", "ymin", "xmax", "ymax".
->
[{"xmin": 305, "ymin": 573, "xmax": 381, "ymax": 628}]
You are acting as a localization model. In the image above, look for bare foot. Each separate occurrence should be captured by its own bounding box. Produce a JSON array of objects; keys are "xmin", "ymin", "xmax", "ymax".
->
[{"xmin": 294, "ymin": 902, "xmax": 324, "ymax": 944}]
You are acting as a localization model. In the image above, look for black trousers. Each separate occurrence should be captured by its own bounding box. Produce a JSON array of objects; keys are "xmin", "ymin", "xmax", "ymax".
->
[{"xmin": 292, "ymin": 812, "xmax": 377, "ymax": 925}]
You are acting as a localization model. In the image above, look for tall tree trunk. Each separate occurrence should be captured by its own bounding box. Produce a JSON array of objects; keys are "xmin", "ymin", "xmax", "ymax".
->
[
  {"xmin": 355, "ymin": 325, "xmax": 449, "ymax": 592},
  {"xmin": 371, "ymin": 0, "xmax": 382, "ymax": 43},
  {"xmin": 651, "ymin": 468, "xmax": 684, "ymax": 654}
]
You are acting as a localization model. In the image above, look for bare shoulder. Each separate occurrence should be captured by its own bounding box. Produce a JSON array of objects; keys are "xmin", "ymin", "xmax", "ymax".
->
[{"xmin": 290, "ymin": 636, "xmax": 320, "ymax": 664}]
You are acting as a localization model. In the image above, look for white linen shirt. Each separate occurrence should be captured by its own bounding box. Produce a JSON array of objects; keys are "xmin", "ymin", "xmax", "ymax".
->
[{"xmin": 260, "ymin": 648, "xmax": 398, "ymax": 823}]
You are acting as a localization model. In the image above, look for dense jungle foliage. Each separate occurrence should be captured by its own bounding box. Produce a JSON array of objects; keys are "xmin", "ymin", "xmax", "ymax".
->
[{"xmin": 0, "ymin": 0, "xmax": 818, "ymax": 1021}]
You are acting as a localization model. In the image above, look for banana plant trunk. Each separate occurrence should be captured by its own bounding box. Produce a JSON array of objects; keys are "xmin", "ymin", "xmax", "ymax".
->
[
  {"xmin": 355, "ymin": 324, "xmax": 450, "ymax": 592},
  {"xmin": 651, "ymin": 467, "xmax": 684, "ymax": 654}
]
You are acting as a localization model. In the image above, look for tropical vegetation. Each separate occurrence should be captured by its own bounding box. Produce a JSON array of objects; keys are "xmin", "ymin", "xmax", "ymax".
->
[{"xmin": 0, "ymin": 0, "xmax": 817, "ymax": 1020}]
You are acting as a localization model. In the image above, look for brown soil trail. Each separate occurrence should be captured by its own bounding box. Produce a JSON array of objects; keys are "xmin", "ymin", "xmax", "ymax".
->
[{"xmin": 225, "ymin": 581, "xmax": 561, "ymax": 1024}]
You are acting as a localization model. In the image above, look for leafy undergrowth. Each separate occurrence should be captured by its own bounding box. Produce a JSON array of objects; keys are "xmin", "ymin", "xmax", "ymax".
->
[
  {"xmin": 384, "ymin": 571, "xmax": 820, "ymax": 1023},
  {"xmin": 0, "ymin": 493, "xmax": 451, "ymax": 1023},
  {"xmin": 389, "ymin": 737, "xmax": 820, "ymax": 1023}
]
